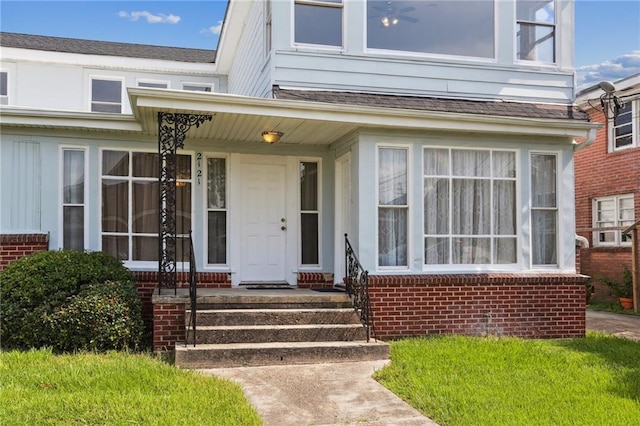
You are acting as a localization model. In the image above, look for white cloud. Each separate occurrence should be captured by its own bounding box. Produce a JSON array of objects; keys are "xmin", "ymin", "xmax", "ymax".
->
[
  {"xmin": 118, "ymin": 11, "xmax": 181, "ymax": 24},
  {"xmin": 200, "ymin": 20, "xmax": 223, "ymax": 36},
  {"xmin": 577, "ymin": 51, "xmax": 640, "ymax": 89}
]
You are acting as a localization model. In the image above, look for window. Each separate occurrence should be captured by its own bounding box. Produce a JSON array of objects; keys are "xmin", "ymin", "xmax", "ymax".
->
[
  {"xmin": 367, "ymin": 0, "xmax": 494, "ymax": 58},
  {"xmin": 300, "ymin": 161, "xmax": 319, "ymax": 265},
  {"xmin": 424, "ymin": 148, "xmax": 517, "ymax": 265},
  {"xmin": 62, "ymin": 148, "xmax": 85, "ymax": 251},
  {"xmin": 294, "ymin": 0, "xmax": 343, "ymax": 47},
  {"xmin": 378, "ymin": 147, "xmax": 408, "ymax": 267},
  {"xmin": 0, "ymin": 71, "xmax": 7, "ymax": 105},
  {"xmin": 517, "ymin": 0, "xmax": 555, "ymax": 62},
  {"xmin": 610, "ymin": 100, "xmax": 639, "ymax": 151},
  {"xmin": 531, "ymin": 153, "xmax": 557, "ymax": 266},
  {"xmin": 593, "ymin": 195, "xmax": 634, "ymax": 246},
  {"xmin": 182, "ymin": 83, "xmax": 212, "ymax": 92},
  {"xmin": 138, "ymin": 80, "xmax": 168, "ymax": 89},
  {"xmin": 101, "ymin": 150, "xmax": 192, "ymax": 263},
  {"xmin": 91, "ymin": 78, "xmax": 122, "ymax": 113},
  {"xmin": 206, "ymin": 157, "xmax": 227, "ymax": 265}
]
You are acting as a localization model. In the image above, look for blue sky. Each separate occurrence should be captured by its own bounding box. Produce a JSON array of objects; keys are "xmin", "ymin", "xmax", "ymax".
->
[{"xmin": 1, "ymin": 1, "xmax": 638, "ymax": 87}]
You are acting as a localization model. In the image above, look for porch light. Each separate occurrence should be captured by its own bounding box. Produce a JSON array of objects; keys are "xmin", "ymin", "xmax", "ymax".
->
[{"xmin": 262, "ymin": 131, "xmax": 283, "ymax": 144}]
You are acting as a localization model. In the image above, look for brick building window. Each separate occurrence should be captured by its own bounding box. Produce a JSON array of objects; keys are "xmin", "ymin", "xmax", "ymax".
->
[
  {"xmin": 593, "ymin": 194, "xmax": 634, "ymax": 246},
  {"xmin": 610, "ymin": 99, "xmax": 639, "ymax": 151}
]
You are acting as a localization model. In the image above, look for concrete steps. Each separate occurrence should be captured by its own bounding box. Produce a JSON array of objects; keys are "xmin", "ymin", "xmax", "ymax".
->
[{"xmin": 175, "ymin": 289, "xmax": 389, "ymax": 368}]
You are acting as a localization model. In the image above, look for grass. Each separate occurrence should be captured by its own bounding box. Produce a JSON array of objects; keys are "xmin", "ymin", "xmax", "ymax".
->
[
  {"xmin": 0, "ymin": 350, "xmax": 262, "ymax": 425},
  {"xmin": 375, "ymin": 332, "xmax": 640, "ymax": 426}
]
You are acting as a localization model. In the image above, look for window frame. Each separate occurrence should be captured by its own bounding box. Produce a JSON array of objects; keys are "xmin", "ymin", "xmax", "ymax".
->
[
  {"xmin": 592, "ymin": 194, "xmax": 635, "ymax": 247},
  {"xmin": 515, "ymin": 0, "xmax": 557, "ymax": 64},
  {"xmin": 137, "ymin": 79, "xmax": 170, "ymax": 89},
  {"xmin": 59, "ymin": 146, "xmax": 88, "ymax": 251},
  {"xmin": 99, "ymin": 148, "xmax": 194, "ymax": 269},
  {"xmin": 90, "ymin": 76, "xmax": 124, "ymax": 113},
  {"xmin": 298, "ymin": 157, "xmax": 323, "ymax": 269},
  {"xmin": 0, "ymin": 70, "xmax": 8, "ymax": 105},
  {"xmin": 609, "ymin": 99, "xmax": 639, "ymax": 152},
  {"xmin": 292, "ymin": 0, "xmax": 344, "ymax": 50},
  {"xmin": 530, "ymin": 151, "xmax": 559, "ymax": 268},
  {"xmin": 204, "ymin": 153, "xmax": 230, "ymax": 268},
  {"xmin": 181, "ymin": 82, "xmax": 213, "ymax": 93}
]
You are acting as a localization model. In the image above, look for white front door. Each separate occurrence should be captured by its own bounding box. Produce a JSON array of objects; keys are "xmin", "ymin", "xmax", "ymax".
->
[{"xmin": 240, "ymin": 162, "xmax": 288, "ymax": 282}]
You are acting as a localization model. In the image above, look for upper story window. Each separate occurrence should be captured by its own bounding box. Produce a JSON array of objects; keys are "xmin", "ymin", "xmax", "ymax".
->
[
  {"xmin": 593, "ymin": 194, "xmax": 634, "ymax": 247},
  {"xmin": 138, "ymin": 80, "xmax": 169, "ymax": 89},
  {"xmin": 182, "ymin": 83, "xmax": 212, "ymax": 92},
  {"xmin": 367, "ymin": 0, "xmax": 495, "ymax": 58},
  {"xmin": 294, "ymin": 0, "xmax": 343, "ymax": 47},
  {"xmin": 91, "ymin": 78, "xmax": 122, "ymax": 113},
  {"xmin": 517, "ymin": 0, "xmax": 555, "ymax": 63},
  {"xmin": 0, "ymin": 71, "xmax": 7, "ymax": 105},
  {"xmin": 610, "ymin": 100, "xmax": 639, "ymax": 151}
]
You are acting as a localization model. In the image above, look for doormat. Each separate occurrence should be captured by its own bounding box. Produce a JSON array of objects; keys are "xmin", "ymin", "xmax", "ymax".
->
[
  {"xmin": 310, "ymin": 288, "xmax": 346, "ymax": 293},
  {"xmin": 244, "ymin": 286, "xmax": 295, "ymax": 290}
]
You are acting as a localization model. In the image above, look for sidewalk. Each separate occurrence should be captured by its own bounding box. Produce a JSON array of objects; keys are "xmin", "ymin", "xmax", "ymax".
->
[
  {"xmin": 586, "ymin": 310, "xmax": 640, "ymax": 340},
  {"xmin": 202, "ymin": 360, "xmax": 438, "ymax": 426}
]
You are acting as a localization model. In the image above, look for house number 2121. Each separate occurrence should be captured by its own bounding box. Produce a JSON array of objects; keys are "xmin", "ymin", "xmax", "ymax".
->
[{"xmin": 196, "ymin": 153, "xmax": 202, "ymax": 185}]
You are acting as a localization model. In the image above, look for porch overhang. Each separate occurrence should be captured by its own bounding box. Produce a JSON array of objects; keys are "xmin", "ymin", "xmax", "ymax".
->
[{"xmin": 129, "ymin": 88, "xmax": 600, "ymax": 146}]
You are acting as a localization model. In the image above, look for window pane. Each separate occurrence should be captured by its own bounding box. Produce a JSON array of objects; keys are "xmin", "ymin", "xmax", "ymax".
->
[
  {"xmin": 133, "ymin": 236, "xmax": 158, "ymax": 261},
  {"xmin": 63, "ymin": 150, "xmax": 84, "ymax": 204},
  {"xmin": 176, "ymin": 183, "xmax": 191, "ymax": 234},
  {"xmin": 300, "ymin": 162, "xmax": 318, "ymax": 211},
  {"xmin": 183, "ymin": 84, "xmax": 212, "ymax": 92},
  {"xmin": 367, "ymin": 0, "xmax": 494, "ymax": 58},
  {"xmin": 425, "ymin": 237, "xmax": 448, "ymax": 264},
  {"xmin": 452, "ymin": 179, "xmax": 490, "ymax": 235},
  {"xmin": 207, "ymin": 158, "xmax": 226, "ymax": 209},
  {"xmin": 177, "ymin": 155, "xmax": 192, "ymax": 180},
  {"xmin": 452, "ymin": 149, "xmax": 490, "ymax": 177},
  {"xmin": 208, "ymin": 211, "xmax": 227, "ymax": 264},
  {"xmin": 516, "ymin": 0, "xmax": 555, "ymax": 23},
  {"xmin": 379, "ymin": 148, "xmax": 407, "ymax": 205},
  {"xmin": 598, "ymin": 231, "xmax": 615, "ymax": 244},
  {"xmin": 92, "ymin": 103, "xmax": 121, "ymax": 113},
  {"xmin": 132, "ymin": 182, "xmax": 159, "ymax": 233},
  {"xmin": 493, "ymin": 151, "xmax": 516, "ymax": 178},
  {"xmin": 378, "ymin": 208, "xmax": 407, "ymax": 266},
  {"xmin": 453, "ymin": 237, "xmax": 491, "ymax": 264},
  {"xmin": 102, "ymin": 235, "xmax": 128, "ymax": 261},
  {"xmin": 295, "ymin": 3, "xmax": 342, "ymax": 46},
  {"xmin": 132, "ymin": 152, "xmax": 158, "ymax": 178},
  {"xmin": 532, "ymin": 210, "xmax": 557, "ymax": 265},
  {"xmin": 103, "ymin": 151, "xmax": 128, "ymax": 176},
  {"xmin": 92, "ymin": 79, "xmax": 121, "ymax": 103},
  {"xmin": 531, "ymin": 154, "xmax": 556, "ymax": 207},
  {"xmin": 494, "ymin": 238, "xmax": 517, "ymax": 264},
  {"xmin": 517, "ymin": 23, "xmax": 554, "ymax": 62},
  {"xmin": 494, "ymin": 180, "xmax": 516, "ymax": 235},
  {"xmin": 63, "ymin": 206, "xmax": 84, "ymax": 251},
  {"xmin": 301, "ymin": 213, "xmax": 319, "ymax": 264},
  {"xmin": 424, "ymin": 148, "xmax": 449, "ymax": 175},
  {"xmin": 424, "ymin": 178, "xmax": 449, "ymax": 234},
  {"xmin": 615, "ymin": 134, "xmax": 633, "ymax": 148},
  {"xmin": 0, "ymin": 72, "xmax": 7, "ymax": 96},
  {"xmin": 102, "ymin": 180, "xmax": 128, "ymax": 232},
  {"xmin": 138, "ymin": 81, "xmax": 167, "ymax": 88}
]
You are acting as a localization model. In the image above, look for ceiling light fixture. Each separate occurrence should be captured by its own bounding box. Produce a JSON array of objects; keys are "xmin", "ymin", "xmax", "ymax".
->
[{"xmin": 262, "ymin": 130, "xmax": 283, "ymax": 144}]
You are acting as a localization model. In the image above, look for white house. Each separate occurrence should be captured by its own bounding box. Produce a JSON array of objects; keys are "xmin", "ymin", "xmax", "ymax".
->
[{"xmin": 0, "ymin": 0, "xmax": 598, "ymax": 347}]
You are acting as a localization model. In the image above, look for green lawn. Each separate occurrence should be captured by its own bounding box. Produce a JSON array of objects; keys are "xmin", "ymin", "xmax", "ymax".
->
[
  {"xmin": 0, "ymin": 350, "xmax": 262, "ymax": 425},
  {"xmin": 375, "ymin": 332, "xmax": 640, "ymax": 426}
]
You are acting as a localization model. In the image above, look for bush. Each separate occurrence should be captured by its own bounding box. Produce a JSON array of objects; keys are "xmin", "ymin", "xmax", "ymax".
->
[
  {"xmin": 0, "ymin": 250, "xmax": 138, "ymax": 351},
  {"xmin": 600, "ymin": 267, "xmax": 633, "ymax": 299}
]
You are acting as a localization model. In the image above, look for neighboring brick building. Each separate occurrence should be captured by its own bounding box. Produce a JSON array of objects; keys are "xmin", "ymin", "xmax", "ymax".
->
[{"xmin": 575, "ymin": 74, "xmax": 640, "ymax": 300}]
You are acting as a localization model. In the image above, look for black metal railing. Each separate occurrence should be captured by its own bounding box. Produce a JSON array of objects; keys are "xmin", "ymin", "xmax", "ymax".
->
[
  {"xmin": 344, "ymin": 234, "xmax": 375, "ymax": 342},
  {"xmin": 186, "ymin": 231, "xmax": 197, "ymax": 347}
]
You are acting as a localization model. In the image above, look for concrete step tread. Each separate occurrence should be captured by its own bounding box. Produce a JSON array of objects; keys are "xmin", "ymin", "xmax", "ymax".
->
[
  {"xmin": 189, "ymin": 308, "xmax": 355, "ymax": 314},
  {"xmin": 177, "ymin": 340, "xmax": 389, "ymax": 350},
  {"xmin": 195, "ymin": 324, "xmax": 364, "ymax": 331}
]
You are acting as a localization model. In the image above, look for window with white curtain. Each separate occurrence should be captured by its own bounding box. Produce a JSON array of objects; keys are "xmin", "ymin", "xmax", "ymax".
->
[
  {"xmin": 593, "ymin": 194, "xmax": 634, "ymax": 246},
  {"xmin": 300, "ymin": 161, "xmax": 319, "ymax": 265},
  {"xmin": 378, "ymin": 147, "xmax": 408, "ymax": 267},
  {"xmin": 101, "ymin": 150, "xmax": 192, "ymax": 263},
  {"xmin": 424, "ymin": 148, "xmax": 517, "ymax": 265},
  {"xmin": 206, "ymin": 157, "xmax": 227, "ymax": 265},
  {"xmin": 517, "ymin": 0, "xmax": 555, "ymax": 63},
  {"xmin": 530, "ymin": 153, "xmax": 557, "ymax": 266},
  {"xmin": 62, "ymin": 148, "xmax": 85, "ymax": 251}
]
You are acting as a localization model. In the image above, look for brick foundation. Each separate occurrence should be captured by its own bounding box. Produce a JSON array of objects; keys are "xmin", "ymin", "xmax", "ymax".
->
[
  {"xmin": 297, "ymin": 272, "xmax": 334, "ymax": 288},
  {"xmin": 152, "ymin": 303, "xmax": 185, "ymax": 352},
  {"xmin": 368, "ymin": 274, "xmax": 589, "ymax": 340},
  {"xmin": 0, "ymin": 233, "xmax": 49, "ymax": 271}
]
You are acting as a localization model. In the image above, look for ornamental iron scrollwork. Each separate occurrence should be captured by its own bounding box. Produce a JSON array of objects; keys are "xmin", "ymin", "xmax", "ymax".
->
[
  {"xmin": 345, "ymin": 234, "xmax": 375, "ymax": 342},
  {"xmin": 158, "ymin": 112, "xmax": 212, "ymax": 294}
]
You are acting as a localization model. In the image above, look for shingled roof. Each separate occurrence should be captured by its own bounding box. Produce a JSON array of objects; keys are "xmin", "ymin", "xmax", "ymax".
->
[
  {"xmin": 0, "ymin": 32, "xmax": 216, "ymax": 63},
  {"xmin": 273, "ymin": 86, "xmax": 590, "ymax": 121}
]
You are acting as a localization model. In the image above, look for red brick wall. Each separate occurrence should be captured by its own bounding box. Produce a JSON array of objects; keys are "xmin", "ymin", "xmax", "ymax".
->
[
  {"xmin": 152, "ymin": 303, "xmax": 185, "ymax": 352},
  {"xmin": 297, "ymin": 272, "xmax": 334, "ymax": 288},
  {"xmin": 0, "ymin": 233, "xmax": 49, "ymax": 271},
  {"xmin": 368, "ymin": 274, "xmax": 588, "ymax": 339},
  {"xmin": 579, "ymin": 247, "xmax": 632, "ymax": 300},
  {"xmin": 574, "ymin": 106, "xmax": 640, "ymax": 287}
]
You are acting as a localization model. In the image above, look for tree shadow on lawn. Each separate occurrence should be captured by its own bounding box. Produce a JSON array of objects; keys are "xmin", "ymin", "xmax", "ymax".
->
[{"xmin": 553, "ymin": 332, "xmax": 640, "ymax": 402}]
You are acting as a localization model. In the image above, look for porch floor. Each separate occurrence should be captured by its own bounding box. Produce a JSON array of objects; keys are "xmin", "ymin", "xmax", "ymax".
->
[{"xmin": 152, "ymin": 287, "xmax": 349, "ymax": 305}]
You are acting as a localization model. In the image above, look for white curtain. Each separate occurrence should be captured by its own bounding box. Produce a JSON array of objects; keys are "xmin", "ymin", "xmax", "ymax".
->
[{"xmin": 378, "ymin": 148, "xmax": 407, "ymax": 267}]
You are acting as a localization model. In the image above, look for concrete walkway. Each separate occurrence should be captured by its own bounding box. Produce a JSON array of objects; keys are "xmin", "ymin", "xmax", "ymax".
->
[
  {"xmin": 202, "ymin": 360, "xmax": 438, "ymax": 426},
  {"xmin": 586, "ymin": 310, "xmax": 640, "ymax": 340}
]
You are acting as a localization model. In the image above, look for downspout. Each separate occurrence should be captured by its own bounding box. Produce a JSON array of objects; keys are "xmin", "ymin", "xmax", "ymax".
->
[
  {"xmin": 573, "ymin": 127, "xmax": 598, "ymax": 152},
  {"xmin": 575, "ymin": 234, "xmax": 589, "ymax": 249}
]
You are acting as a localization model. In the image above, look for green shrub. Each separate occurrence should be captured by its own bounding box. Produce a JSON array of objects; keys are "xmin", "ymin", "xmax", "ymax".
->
[
  {"xmin": 0, "ymin": 250, "xmax": 137, "ymax": 351},
  {"xmin": 44, "ymin": 281, "xmax": 144, "ymax": 352}
]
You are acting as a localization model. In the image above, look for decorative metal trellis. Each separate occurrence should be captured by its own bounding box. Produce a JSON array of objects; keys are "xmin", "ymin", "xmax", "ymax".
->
[{"xmin": 158, "ymin": 112, "xmax": 212, "ymax": 295}]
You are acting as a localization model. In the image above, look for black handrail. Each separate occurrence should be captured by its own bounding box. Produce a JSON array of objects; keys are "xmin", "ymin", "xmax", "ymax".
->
[
  {"xmin": 186, "ymin": 231, "xmax": 197, "ymax": 347},
  {"xmin": 344, "ymin": 234, "xmax": 375, "ymax": 342}
]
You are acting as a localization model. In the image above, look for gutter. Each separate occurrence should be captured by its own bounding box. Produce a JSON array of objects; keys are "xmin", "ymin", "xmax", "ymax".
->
[{"xmin": 573, "ymin": 126, "xmax": 599, "ymax": 152}]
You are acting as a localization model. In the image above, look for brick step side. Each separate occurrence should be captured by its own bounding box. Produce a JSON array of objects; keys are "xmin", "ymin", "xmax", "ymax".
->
[
  {"xmin": 175, "ymin": 341, "xmax": 390, "ymax": 368},
  {"xmin": 189, "ymin": 324, "xmax": 367, "ymax": 344},
  {"xmin": 188, "ymin": 308, "xmax": 360, "ymax": 326}
]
